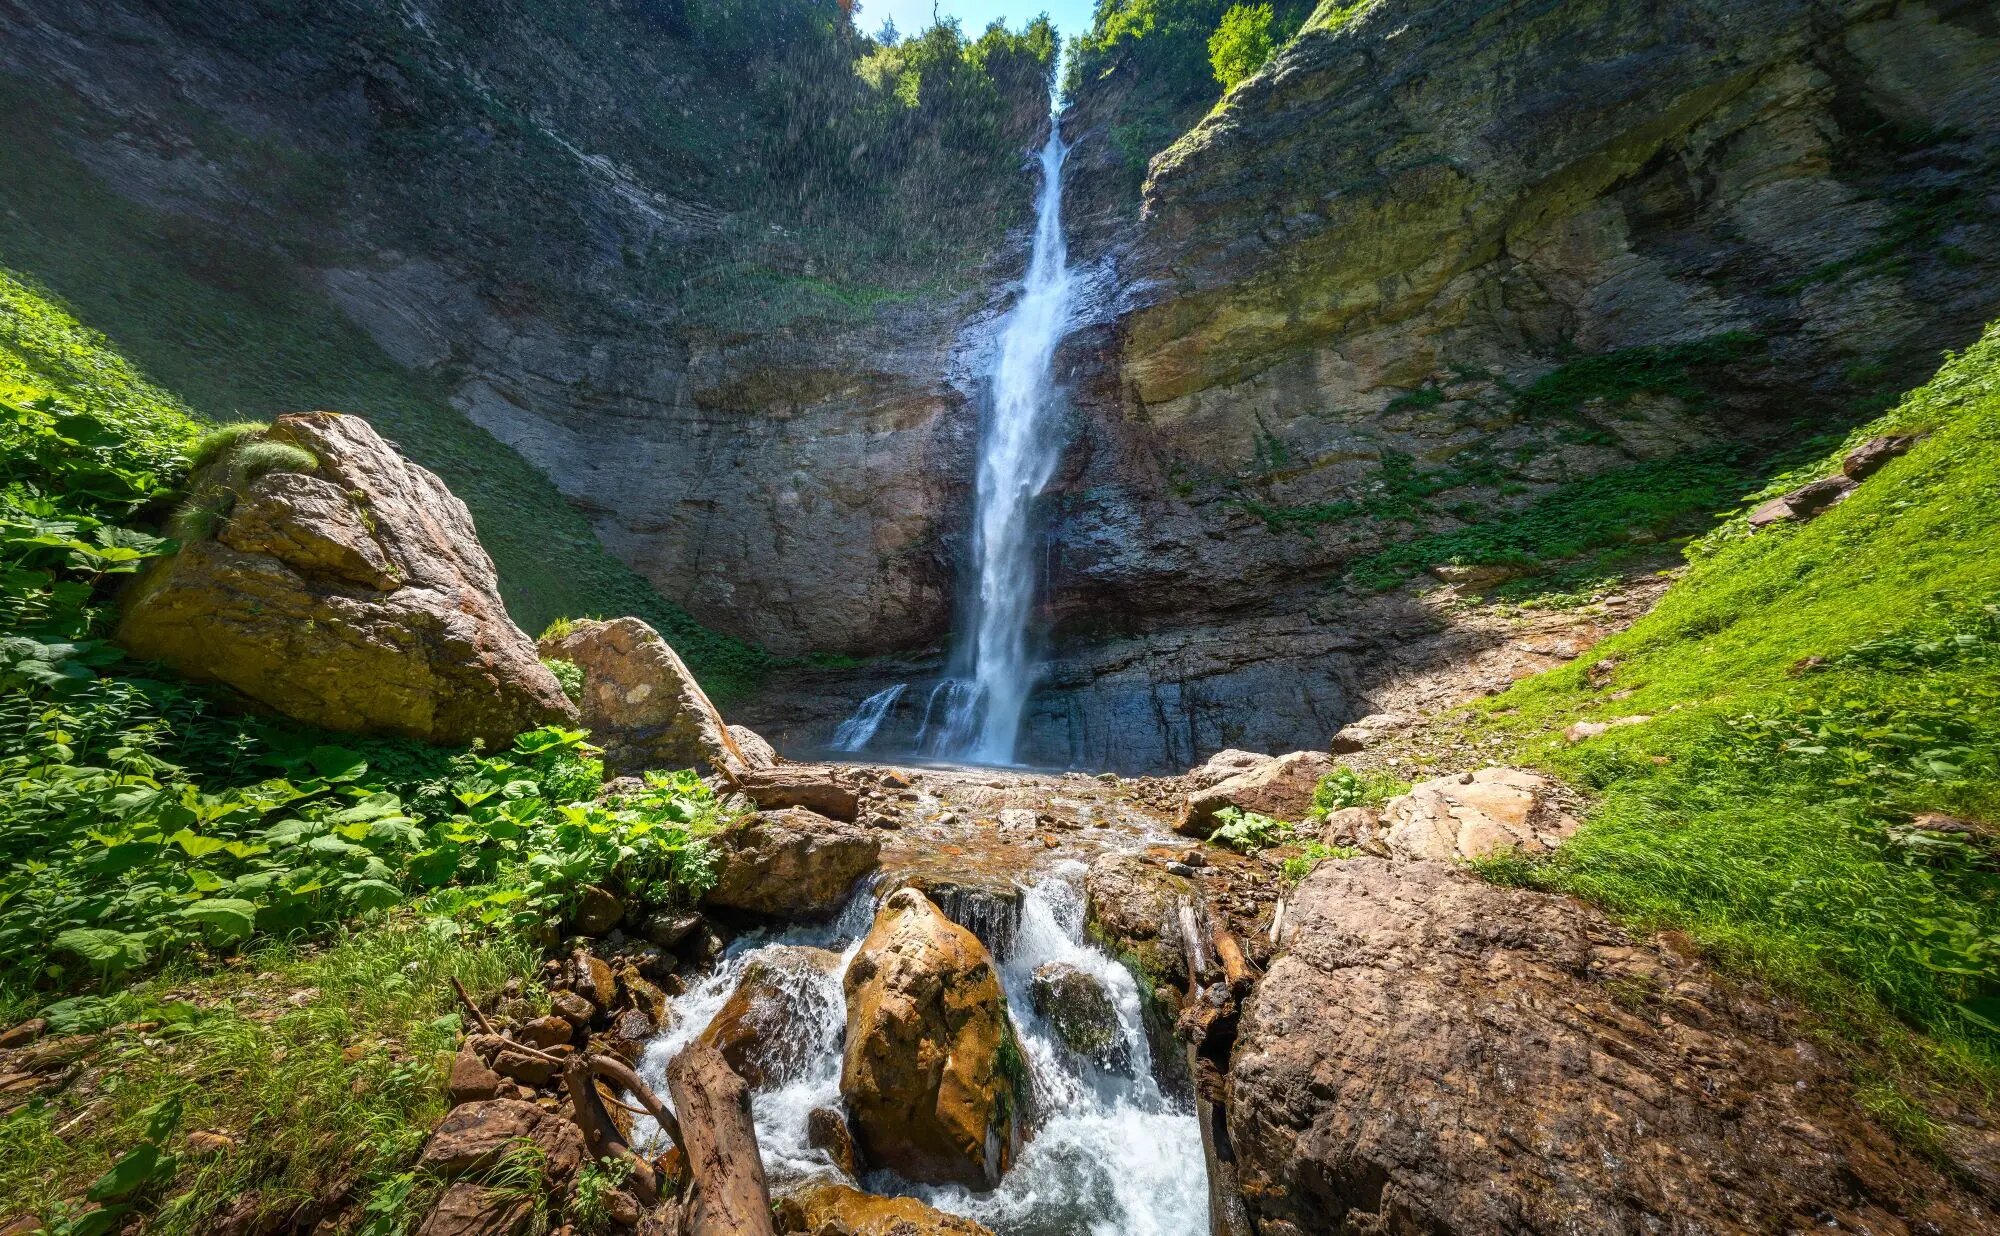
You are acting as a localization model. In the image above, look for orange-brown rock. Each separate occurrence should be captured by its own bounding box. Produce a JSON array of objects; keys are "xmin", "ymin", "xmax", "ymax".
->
[
  {"xmin": 773, "ymin": 1181, "xmax": 994, "ymax": 1236},
  {"xmin": 415, "ymin": 1183, "xmax": 535, "ymax": 1236},
  {"xmin": 704, "ymin": 808, "xmax": 880, "ymax": 918},
  {"xmin": 1380, "ymin": 766, "xmax": 1577, "ymax": 863},
  {"xmin": 698, "ymin": 946, "xmax": 843, "ymax": 1088},
  {"xmin": 1232, "ymin": 858, "xmax": 1995, "ymax": 1234},
  {"xmin": 840, "ymin": 889, "xmax": 1025, "ymax": 1191},
  {"xmin": 536, "ymin": 616, "xmax": 769, "ymax": 778},
  {"xmin": 117, "ymin": 413, "xmax": 575, "ymax": 746},
  {"xmin": 1179, "ymin": 751, "xmax": 1333, "ymax": 839}
]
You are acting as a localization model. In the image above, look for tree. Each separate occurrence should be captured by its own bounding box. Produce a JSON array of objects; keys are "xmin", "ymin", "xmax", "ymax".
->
[{"xmin": 1208, "ymin": 3, "xmax": 1274, "ymax": 89}]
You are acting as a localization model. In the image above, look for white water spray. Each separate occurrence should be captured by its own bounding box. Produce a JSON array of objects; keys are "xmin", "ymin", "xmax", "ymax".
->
[
  {"xmin": 832, "ymin": 125, "xmax": 1075, "ymax": 763},
  {"xmin": 631, "ymin": 869, "xmax": 1208, "ymax": 1236},
  {"xmin": 949, "ymin": 126, "xmax": 1075, "ymax": 764}
]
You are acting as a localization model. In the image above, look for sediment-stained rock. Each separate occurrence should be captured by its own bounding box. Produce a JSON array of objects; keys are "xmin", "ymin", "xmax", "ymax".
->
[
  {"xmin": 773, "ymin": 1180, "xmax": 995, "ymax": 1236},
  {"xmin": 703, "ymin": 808, "xmax": 880, "ymax": 918},
  {"xmin": 840, "ymin": 889, "xmax": 1026, "ymax": 1191},
  {"xmin": 1180, "ymin": 751, "xmax": 1334, "ymax": 839},
  {"xmin": 698, "ymin": 945, "xmax": 843, "ymax": 1088},
  {"xmin": 1380, "ymin": 767, "xmax": 1578, "ymax": 863}
]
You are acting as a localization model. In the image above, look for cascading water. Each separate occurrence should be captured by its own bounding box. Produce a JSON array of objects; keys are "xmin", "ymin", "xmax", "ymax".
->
[
  {"xmin": 831, "ymin": 683, "xmax": 907, "ymax": 752},
  {"xmin": 946, "ymin": 125, "xmax": 1075, "ymax": 765},
  {"xmin": 631, "ymin": 868, "xmax": 1208, "ymax": 1236},
  {"xmin": 829, "ymin": 123, "xmax": 1074, "ymax": 764}
]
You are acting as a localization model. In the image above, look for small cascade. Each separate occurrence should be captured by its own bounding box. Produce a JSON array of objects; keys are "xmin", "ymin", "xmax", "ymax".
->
[
  {"xmin": 631, "ymin": 869, "xmax": 1208, "ymax": 1236},
  {"xmin": 831, "ymin": 683, "xmax": 908, "ymax": 753}
]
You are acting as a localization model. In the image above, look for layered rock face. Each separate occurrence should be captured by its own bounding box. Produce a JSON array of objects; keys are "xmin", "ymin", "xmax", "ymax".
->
[
  {"xmin": 118, "ymin": 413, "xmax": 576, "ymax": 746},
  {"xmin": 1229, "ymin": 858, "xmax": 1994, "ymax": 1234}
]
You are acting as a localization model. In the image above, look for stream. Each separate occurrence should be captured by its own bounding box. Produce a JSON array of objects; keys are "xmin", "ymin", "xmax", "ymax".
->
[{"xmin": 632, "ymin": 863, "xmax": 1209, "ymax": 1236}]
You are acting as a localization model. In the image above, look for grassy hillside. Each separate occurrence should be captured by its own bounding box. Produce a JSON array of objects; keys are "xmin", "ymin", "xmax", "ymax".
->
[
  {"xmin": 0, "ymin": 90, "xmax": 768, "ymax": 699},
  {"xmin": 1471, "ymin": 322, "xmax": 2000, "ymax": 1100}
]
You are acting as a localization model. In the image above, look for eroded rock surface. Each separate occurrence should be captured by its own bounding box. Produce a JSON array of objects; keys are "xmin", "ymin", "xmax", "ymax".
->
[
  {"xmin": 1180, "ymin": 751, "xmax": 1333, "ymax": 839},
  {"xmin": 704, "ymin": 808, "xmax": 881, "ymax": 919},
  {"xmin": 774, "ymin": 1181, "xmax": 995, "ymax": 1236},
  {"xmin": 537, "ymin": 616, "xmax": 765, "ymax": 777},
  {"xmin": 840, "ymin": 888, "xmax": 1026, "ymax": 1190},
  {"xmin": 1031, "ymin": 961, "xmax": 1129, "ymax": 1074},
  {"xmin": 1381, "ymin": 767, "xmax": 1578, "ymax": 863},
  {"xmin": 1231, "ymin": 859, "xmax": 1993, "ymax": 1234},
  {"xmin": 119, "ymin": 413, "xmax": 576, "ymax": 746},
  {"xmin": 698, "ymin": 946, "xmax": 843, "ymax": 1088}
]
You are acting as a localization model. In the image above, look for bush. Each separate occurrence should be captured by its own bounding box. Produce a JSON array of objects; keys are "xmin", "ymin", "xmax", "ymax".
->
[{"xmin": 1209, "ymin": 4, "xmax": 1275, "ymax": 88}]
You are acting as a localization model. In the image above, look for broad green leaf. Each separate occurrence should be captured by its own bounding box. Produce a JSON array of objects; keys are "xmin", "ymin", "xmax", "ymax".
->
[
  {"xmin": 55, "ymin": 928, "xmax": 148, "ymax": 972},
  {"xmin": 343, "ymin": 879, "xmax": 403, "ymax": 912},
  {"xmin": 170, "ymin": 830, "xmax": 227, "ymax": 859},
  {"xmin": 178, "ymin": 898, "xmax": 258, "ymax": 943}
]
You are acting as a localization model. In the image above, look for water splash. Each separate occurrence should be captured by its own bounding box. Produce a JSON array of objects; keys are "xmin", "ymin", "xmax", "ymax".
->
[
  {"xmin": 941, "ymin": 125, "xmax": 1075, "ymax": 765},
  {"xmin": 632, "ymin": 869, "xmax": 1207, "ymax": 1236},
  {"xmin": 831, "ymin": 682, "xmax": 908, "ymax": 753}
]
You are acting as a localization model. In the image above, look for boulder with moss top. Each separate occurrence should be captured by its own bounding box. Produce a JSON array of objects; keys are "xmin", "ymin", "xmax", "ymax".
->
[{"xmin": 118, "ymin": 411, "xmax": 575, "ymax": 746}]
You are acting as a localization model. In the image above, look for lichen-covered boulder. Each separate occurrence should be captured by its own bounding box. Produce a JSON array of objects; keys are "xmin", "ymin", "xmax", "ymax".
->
[
  {"xmin": 1380, "ymin": 766, "xmax": 1577, "ymax": 863},
  {"xmin": 536, "ymin": 616, "xmax": 772, "ymax": 777},
  {"xmin": 840, "ymin": 888, "xmax": 1026, "ymax": 1190},
  {"xmin": 703, "ymin": 807, "xmax": 880, "ymax": 918},
  {"xmin": 697, "ymin": 945, "xmax": 843, "ymax": 1088},
  {"xmin": 1030, "ymin": 961, "xmax": 1129, "ymax": 1074},
  {"xmin": 773, "ymin": 1181, "xmax": 994, "ymax": 1236},
  {"xmin": 1083, "ymin": 851, "xmax": 1197, "ymax": 991},
  {"xmin": 118, "ymin": 412, "xmax": 574, "ymax": 746},
  {"xmin": 1179, "ymin": 750, "xmax": 1333, "ymax": 838}
]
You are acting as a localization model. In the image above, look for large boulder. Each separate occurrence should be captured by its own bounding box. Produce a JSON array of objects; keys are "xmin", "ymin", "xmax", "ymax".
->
[
  {"xmin": 1229, "ymin": 858, "xmax": 1992, "ymax": 1234},
  {"xmin": 697, "ymin": 945, "xmax": 844, "ymax": 1087},
  {"xmin": 118, "ymin": 413, "xmax": 574, "ymax": 746},
  {"xmin": 1380, "ymin": 766, "xmax": 1577, "ymax": 863},
  {"xmin": 1179, "ymin": 751, "xmax": 1334, "ymax": 839},
  {"xmin": 840, "ymin": 889, "xmax": 1026, "ymax": 1191},
  {"xmin": 536, "ymin": 616, "xmax": 771, "ymax": 778},
  {"xmin": 1030, "ymin": 962, "xmax": 1129, "ymax": 1074},
  {"xmin": 1083, "ymin": 851, "xmax": 1197, "ymax": 991},
  {"xmin": 774, "ymin": 1181, "xmax": 994, "ymax": 1236},
  {"xmin": 703, "ymin": 807, "xmax": 880, "ymax": 918}
]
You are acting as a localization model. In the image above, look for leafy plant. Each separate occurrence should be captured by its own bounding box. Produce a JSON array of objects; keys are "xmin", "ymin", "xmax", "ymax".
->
[
  {"xmin": 1309, "ymin": 766, "xmax": 1406, "ymax": 816},
  {"xmin": 568, "ymin": 1156, "xmax": 634, "ymax": 1233},
  {"xmin": 1281, "ymin": 841, "xmax": 1358, "ymax": 883},
  {"xmin": 1207, "ymin": 806, "xmax": 1292, "ymax": 852},
  {"xmin": 544, "ymin": 656, "xmax": 585, "ymax": 703}
]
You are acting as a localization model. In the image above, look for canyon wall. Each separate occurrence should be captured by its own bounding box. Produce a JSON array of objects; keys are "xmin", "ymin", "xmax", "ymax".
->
[{"xmin": 6, "ymin": 0, "xmax": 1998, "ymax": 768}]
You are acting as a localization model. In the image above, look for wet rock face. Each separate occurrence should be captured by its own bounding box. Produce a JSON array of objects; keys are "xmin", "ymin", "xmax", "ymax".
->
[
  {"xmin": 698, "ymin": 946, "xmax": 844, "ymax": 1089},
  {"xmin": 118, "ymin": 413, "xmax": 576, "ymax": 747},
  {"xmin": 536, "ymin": 617, "xmax": 766, "ymax": 778},
  {"xmin": 840, "ymin": 888, "xmax": 1027, "ymax": 1191},
  {"xmin": 703, "ymin": 808, "xmax": 881, "ymax": 919},
  {"xmin": 773, "ymin": 1180, "xmax": 995, "ymax": 1236},
  {"xmin": 1229, "ymin": 859, "xmax": 1995, "ymax": 1234},
  {"xmin": 1030, "ymin": 961, "xmax": 1130, "ymax": 1075},
  {"xmin": 1083, "ymin": 851, "xmax": 1197, "ymax": 992}
]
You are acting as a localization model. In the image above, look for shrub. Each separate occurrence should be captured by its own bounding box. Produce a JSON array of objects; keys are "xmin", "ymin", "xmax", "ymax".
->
[
  {"xmin": 544, "ymin": 656, "xmax": 585, "ymax": 703},
  {"xmin": 1209, "ymin": 4, "xmax": 1275, "ymax": 88},
  {"xmin": 1208, "ymin": 805, "xmax": 1292, "ymax": 851},
  {"xmin": 1309, "ymin": 766, "xmax": 1407, "ymax": 816}
]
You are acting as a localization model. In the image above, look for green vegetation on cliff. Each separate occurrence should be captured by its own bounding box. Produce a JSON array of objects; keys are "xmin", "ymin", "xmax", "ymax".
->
[{"xmin": 1478, "ymin": 322, "xmax": 2000, "ymax": 1083}]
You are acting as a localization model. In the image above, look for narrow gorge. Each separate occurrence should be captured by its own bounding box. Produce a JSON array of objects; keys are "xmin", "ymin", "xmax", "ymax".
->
[{"xmin": 2, "ymin": 2, "xmax": 1998, "ymax": 1236}]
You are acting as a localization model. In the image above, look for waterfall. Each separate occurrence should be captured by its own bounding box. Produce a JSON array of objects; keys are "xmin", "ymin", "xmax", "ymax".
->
[
  {"xmin": 831, "ymin": 683, "xmax": 908, "ymax": 752},
  {"xmin": 829, "ymin": 125, "xmax": 1073, "ymax": 764},
  {"xmin": 943, "ymin": 124, "xmax": 1075, "ymax": 766},
  {"xmin": 631, "ymin": 868, "xmax": 1208, "ymax": 1236}
]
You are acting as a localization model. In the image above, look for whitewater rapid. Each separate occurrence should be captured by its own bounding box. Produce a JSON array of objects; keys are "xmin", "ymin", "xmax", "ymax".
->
[{"xmin": 631, "ymin": 867, "xmax": 1209, "ymax": 1236}]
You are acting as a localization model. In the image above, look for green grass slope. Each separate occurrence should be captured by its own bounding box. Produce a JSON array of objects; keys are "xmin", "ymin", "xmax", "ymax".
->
[
  {"xmin": 1477, "ymin": 321, "xmax": 2000, "ymax": 1092},
  {"xmin": 0, "ymin": 93, "xmax": 767, "ymax": 699}
]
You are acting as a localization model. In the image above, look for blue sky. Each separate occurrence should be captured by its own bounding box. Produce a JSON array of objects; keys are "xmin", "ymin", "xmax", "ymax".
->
[{"xmin": 855, "ymin": 0, "xmax": 1098, "ymax": 44}]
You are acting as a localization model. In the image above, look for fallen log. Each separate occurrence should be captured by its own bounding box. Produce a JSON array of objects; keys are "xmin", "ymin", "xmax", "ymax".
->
[
  {"xmin": 1177, "ymin": 899, "xmax": 1217, "ymax": 987},
  {"xmin": 1211, "ymin": 926, "xmax": 1259, "ymax": 995},
  {"xmin": 563, "ymin": 1053, "xmax": 664, "ymax": 1204},
  {"xmin": 665, "ymin": 1041, "xmax": 776, "ymax": 1236}
]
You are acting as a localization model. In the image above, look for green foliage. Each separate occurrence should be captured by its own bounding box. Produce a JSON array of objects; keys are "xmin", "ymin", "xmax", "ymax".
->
[
  {"xmin": 1511, "ymin": 333, "xmax": 1761, "ymax": 422},
  {"xmin": 544, "ymin": 656, "xmax": 585, "ymax": 703},
  {"xmin": 0, "ymin": 912, "xmax": 541, "ymax": 1233},
  {"xmin": 1071, "ymin": 0, "xmax": 1316, "ymax": 139},
  {"xmin": 1281, "ymin": 840, "xmax": 1357, "ymax": 883},
  {"xmin": 1207, "ymin": 805, "xmax": 1293, "ymax": 852},
  {"xmin": 1208, "ymin": 4, "xmax": 1275, "ymax": 88},
  {"xmin": 186, "ymin": 422, "xmax": 267, "ymax": 473},
  {"xmin": 1309, "ymin": 766, "xmax": 1406, "ymax": 816},
  {"xmin": 1468, "ymin": 321, "xmax": 2000, "ymax": 1073},
  {"xmin": 569, "ymin": 1156, "xmax": 635, "ymax": 1234},
  {"xmin": 224, "ymin": 439, "xmax": 317, "ymax": 486}
]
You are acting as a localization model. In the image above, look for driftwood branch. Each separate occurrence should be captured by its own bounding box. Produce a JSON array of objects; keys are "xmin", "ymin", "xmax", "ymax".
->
[
  {"xmin": 1211, "ymin": 926, "xmax": 1258, "ymax": 995},
  {"xmin": 563, "ymin": 1054, "xmax": 665, "ymax": 1205},
  {"xmin": 1177, "ymin": 899, "xmax": 1216, "ymax": 988},
  {"xmin": 450, "ymin": 977, "xmax": 497, "ymax": 1036},
  {"xmin": 665, "ymin": 1041, "xmax": 775, "ymax": 1236}
]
